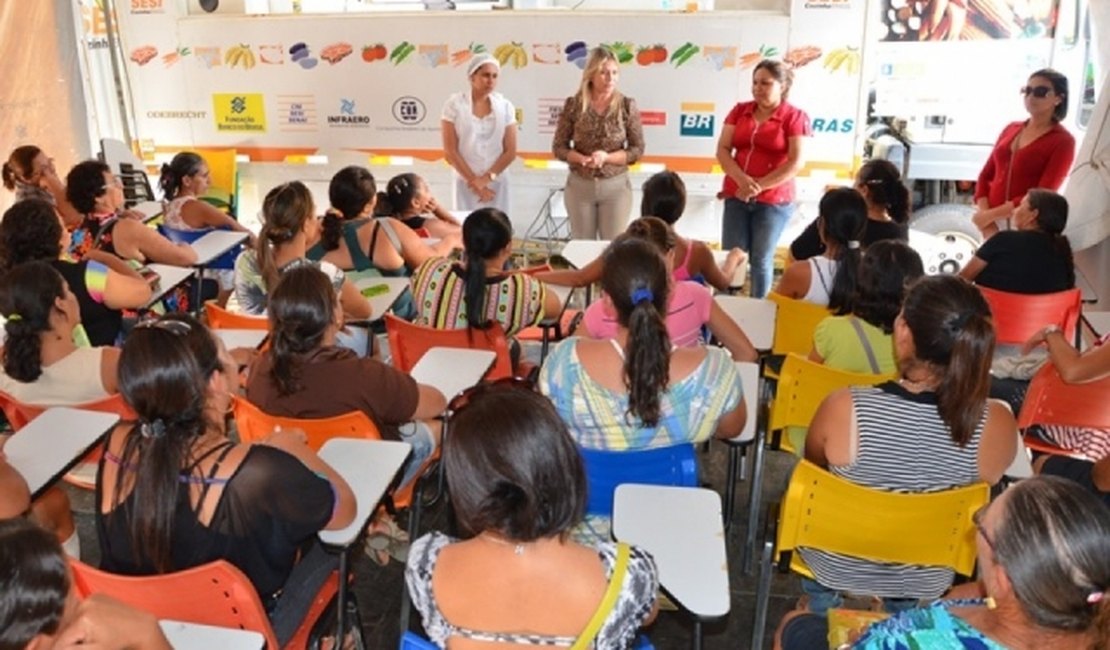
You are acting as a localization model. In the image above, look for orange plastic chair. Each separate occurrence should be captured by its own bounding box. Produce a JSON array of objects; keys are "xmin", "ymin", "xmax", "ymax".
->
[
  {"xmin": 69, "ymin": 558, "xmax": 336, "ymax": 650},
  {"xmin": 0, "ymin": 392, "xmax": 135, "ymax": 489},
  {"xmin": 384, "ymin": 314, "xmax": 512, "ymax": 382},
  {"xmin": 978, "ymin": 286, "xmax": 1081, "ymax": 346},
  {"xmin": 231, "ymin": 396, "xmax": 426, "ymax": 510},
  {"xmin": 1016, "ymin": 362, "xmax": 1110, "ymax": 455},
  {"xmin": 204, "ymin": 301, "xmax": 270, "ymax": 331}
]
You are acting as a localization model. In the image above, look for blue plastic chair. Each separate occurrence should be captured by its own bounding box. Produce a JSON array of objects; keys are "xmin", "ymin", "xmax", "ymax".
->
[
  {"xmin": 580, "ymin": 444, "xmax": 700, "ymax": 517},
  {"xmin": 157, "ymin": 225, "xmax": 243, "ymax": 270}
]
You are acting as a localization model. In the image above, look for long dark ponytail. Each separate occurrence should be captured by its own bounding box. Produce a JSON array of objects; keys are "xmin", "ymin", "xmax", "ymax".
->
[
  {"xmin": 901, "ymin": 276, "xmax": 994, "ymax": 446},
  {"xmin": 322, "ymin": 166, "xmax": 376, "ymax": 252},
  {"xmin": 819, "ymin": 187, "xmax": 867, "ymax": 314},
  {"xmin": 267, "ymin": 265, "xmax": 336, "ymax": 396},
  {"xmin": 857, "ymin": 159, "xmax": 910, "ymax": 225},
  {"xmin": 1026, "ymin": 188, "xmax": 1075, "ymax": 288},
  {"xmin": 600, "ymin": 237, "xmax": 672, "ymax": 427},
  {"xmin": 0, "ymin": 262, "xmax": 68, "ymax": 383},
  {"xmin": 114, "ymin": 314, "xmax": 221, "ymax": 572},
  {"xmin": 461, "ymin": 208, "xmax": 512, "ymax": 330}
]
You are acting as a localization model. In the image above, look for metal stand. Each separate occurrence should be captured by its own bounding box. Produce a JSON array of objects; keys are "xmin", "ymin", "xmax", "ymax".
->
[{"xmin": 522, "ymin": 188, "xmax": 570, "ymax": 254}]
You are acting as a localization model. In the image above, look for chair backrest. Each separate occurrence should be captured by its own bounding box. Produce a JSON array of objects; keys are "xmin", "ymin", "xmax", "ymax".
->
[
  {"xmin": 580, "ymin": 444, "xmax": 699, "ymax": 518},
  {"xmin": 767, "ymin": 293, "xmax": 831, "ymax": 357},
  {"xmin": 69, "ymin": 559, "xmax": 280, "ymax": 649},
  {"xmin": 777, "ymin": 460, "xmax": 989, "ymax": 579},
  {"xmin": 193, "ymin": 148, "xmax": 238, "ymax": 209},
  {"xmin": 1016, "ymin": 362, "xmax": 1110, "ymax": 431},
  {"xmin": 727, "ymin": 361, "xmax": 761, "ymax": 444},
  {"xmin": 399, "ymin": 632, "xmax": 439, "ymax": 650},
  {"xmin": 99, "ymin": 138, "xmax": 155, "ymax": 207},
  {"xmin": 0, "ymin": 391, "xmax": 135, "ymax": 432},
  {"xmin": 384, "ymin": 314, "xmax": 512, "ymax": 380},
  {"xmin": 232, "ymin": 396, "xmax": 381, "ymax": 451},
  {"xmin": 769, "ymin": 353, "xmax": 894, "ymax": 433},
  {"xmin": 205, "ymin": 301, "xmax": 270, "ymax": 331},
  {"xmin": 978, "ymin": 286, "xmax": 1081, "ymax": 346},
  {"xmin": 158, "ymin": 225, "xmax": 242, "ymax": 269}
]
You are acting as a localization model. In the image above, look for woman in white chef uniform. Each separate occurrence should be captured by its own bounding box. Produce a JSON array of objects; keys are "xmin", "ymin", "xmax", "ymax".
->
[{"xmin": 441, "ymin": 54, "xmax": 518, "ymax": 214}]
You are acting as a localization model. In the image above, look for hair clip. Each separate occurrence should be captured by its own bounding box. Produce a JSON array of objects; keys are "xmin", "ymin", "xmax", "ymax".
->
[
  {"xmin": 139, "ymin": 418, "xmax": 167, "ymax": 439},
  {"xmin": 5, "ymin": 313, "xmax": 22, "ymax": 321},
  {"xmin": 847, "ymin": 240, "xmax": 861, "ymax": 249},
  {"xmin": 630, "ymin": 287, "xmax": 654, "ymax": 305},
  {"xmin": 1088, "ymin": 591, "xmax": 1105, "ymax": 605}
]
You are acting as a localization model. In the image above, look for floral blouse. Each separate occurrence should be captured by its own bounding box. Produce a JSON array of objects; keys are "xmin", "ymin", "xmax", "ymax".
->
[{"xmin": 552, "ymin": 94, "xmax": 644, "ymax": 180}]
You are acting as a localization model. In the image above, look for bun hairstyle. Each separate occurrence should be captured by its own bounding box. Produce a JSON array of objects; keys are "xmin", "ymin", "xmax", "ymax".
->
[
  {"xmin": 446, "ymin": 387, "xmax": 586, "ymax": 542},
  {"xmin": 158, "ymin": 151, "xmax": 205, "ymax": 200},
  {"xmin": 267, "ymin": 265, "xmax": 337, "ymax": 397},
  {"xmin": 0, "ymin": 199, "xmax": 64, "ymax": 271},
  {"xmin": 754, "ymin": 59, "xmax": 794, "ymax": 100},
  {"xmin": 461, "ymin": 208, "xmax": 513, "ymax": 330},
  {"xmin": 857, "ymin": 159, "xmax": 910, "ymax": 224},
  {"xmin": 113, "ymin": 314, "xmax": 221, "ymax": 572},
  {"xmin": 0, "ymin": 518, "xmax": 70, "ymax": 649},
  {"xmin": 256, "ymin": 181, "xmax": 315, "ymax": 291},
  {"xmin": 1030, "ymin": 68, "xmax": 1069, "ymax": 122},
  {"xmin": 1026, "ymin": 188, "xmax": 1074, "ymax": 288},
  {"xmin": 374, "ymin": 172, "xmax": 421, "ymax": 218},
  {"xmin": 2, "ymin": 145, "xmax": 43, "ymax": 191},
  {"xmin": 65, "ymin": 159, "xmax": 112, "ymax": 215},
  {"xmin": 990, "ymin": 475, "xmax": 1110, "ymax": 646},
  {"xmin": 322, "ymin": 166, "xmax": 377, "ymax": 252},
  {"xmin": 600, "ymin": 237, "xmax": 671, "ymax": 427},
  {"xmin": 640, "ymin": 171, "xmax": 687, "ymax": 225},
  {"xmin": 0, "ymin": 262, "xmax": 69, "ymax": 383},
  {"xmin": 853, "ymin": 240, "xmax": 924, "ymax": 334},
  {"xmin": 819, "ymin": 187, "xmax": 868, "ymax": 315},
  {"xmin": 900, "ymin": 275, "xmax": 994, "ymax": 446},
  {"xmin": 625, "ymin": 216, "xmax": 676, "ymax": 255}
]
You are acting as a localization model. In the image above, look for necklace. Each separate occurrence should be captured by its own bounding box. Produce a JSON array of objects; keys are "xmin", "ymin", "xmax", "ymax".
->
[
  {"xmin": 480, "ymin": 532, "xmax": 526, "ymax": 555},
  {"xmin": 899, "ymin": 375, "xmax": 938, "ymax": 392}
]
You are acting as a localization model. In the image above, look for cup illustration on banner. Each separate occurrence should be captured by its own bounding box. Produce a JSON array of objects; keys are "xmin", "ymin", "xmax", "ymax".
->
[
  {"xmin": 564, "ymin": 41, "xmax": 588, "ymax": 69},
  {"xmin": 390, "ymin": 42, "xmax": 416, "ymax": 65},
  {"xmin": 321, "ymin": 42, "xmax": 353, "ymax": 65},
  {"xmin": 362, "ymin": 43, "xmax": 388, "ymax": 62},
  {"xmin": 130, "ymin": 45, "xmax": 158, "ymax": 66},
  {"xmin": 195, "ymin": 47, "xmax": 222, "ymax": 69},
  {"xmin": 450, "ymin": 43, "xmax": 487, "ymax": 67},
  {"xmin": 635, "ymin": 45, "xmax": 667, "ymax": 66},
  {"xmin": 532, "ymin": 44, "xmax": 561, "ymax": 65},
  {"xmin": 224, "ymin": 44, "xmax": 257, "ymax": 69},
  {"xmin": 493, "ymin": 42, "xmax": 527, "ymax": 69},
  {"xmin": 290, "ymin": 42, "xmax": 318, "ymax": 69},
  {"xmin": 419, "ymin": 45, "xmax": 448, "ymax": 68}
]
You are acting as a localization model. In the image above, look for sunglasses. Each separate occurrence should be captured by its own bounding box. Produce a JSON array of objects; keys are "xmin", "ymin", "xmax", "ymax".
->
[
  {"xmin": 447, "ymin": 376, "xmax": 536, "ymax": 414},
  {"xmin": 1020, "ymin": 85, "xmax": 1053, "ymax": 98},
  {"xmin": 972, "ymin": 506, "xmax": 995, "ymax": 552}
]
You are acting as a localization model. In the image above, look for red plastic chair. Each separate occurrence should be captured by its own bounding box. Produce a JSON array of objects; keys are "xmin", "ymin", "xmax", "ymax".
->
[
  {"xmin": 0, "ymin": 392, "xmax": 135, "ymax": 489},
  {"xmin": 204, "ymin": 300, "xmax": 270, "ymax": 331},
  {"xmin": 1016, "ymin": 362, "xmax": 1110, "ymax": 456},
  {"xmin": 69, "ymin": 558, "xmax": 336, "ymax": 650},
  {"xmin": 384, "ymin": 314, "xmax": 512, "ymax": 381},
  {"xmin": 978, "ymin": 286, "xmax": 1081, "ymax": 346}
]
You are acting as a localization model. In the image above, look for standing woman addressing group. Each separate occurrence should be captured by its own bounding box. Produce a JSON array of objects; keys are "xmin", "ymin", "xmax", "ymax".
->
[
  {"xmin": 553, "ymin": 46, "xmax": 645, "ymax": 240},
  {"xmin": 441, "ymin": 54, "xmax": 518, "ymax": 214},
  {"xmin": 716, "ymin": 59, "xmax": 811, "ymax": 299}
]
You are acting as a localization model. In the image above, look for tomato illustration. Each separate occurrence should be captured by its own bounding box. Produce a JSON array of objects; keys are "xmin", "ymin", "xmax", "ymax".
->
[{"xmin": 636, "ymin": 48, "xmax": 654, "ymax": 66}]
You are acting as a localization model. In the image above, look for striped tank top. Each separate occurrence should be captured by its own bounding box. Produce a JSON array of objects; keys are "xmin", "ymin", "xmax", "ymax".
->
[{"xmin": 798, "ymin": 381, "xmax": 987, "ymax": 599}]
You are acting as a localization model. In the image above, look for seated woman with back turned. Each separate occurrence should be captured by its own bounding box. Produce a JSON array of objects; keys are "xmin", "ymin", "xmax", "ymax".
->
[
  {"xmin": 406, "ymin": 385, "xmax": 658, "ymax": 649},
  {"xmin": 804, "ymin": 275, "xmax": 1017, "ymax": 614},
  {"xmin": 97, "ymin": 314, "xmax": 356, "ymax": 646}
]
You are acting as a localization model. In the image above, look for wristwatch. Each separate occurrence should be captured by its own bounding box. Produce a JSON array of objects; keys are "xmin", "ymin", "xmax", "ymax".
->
[{"xmin": 487, "ymin": 171, "xmax": 498, "ymax": 181}]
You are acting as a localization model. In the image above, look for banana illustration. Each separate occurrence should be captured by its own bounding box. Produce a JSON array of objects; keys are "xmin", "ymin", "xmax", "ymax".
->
[
  {"xmin": 493, "ymin": 43, "xmax": 514, "ymax": 66},
  {"xmin": 224, "ymin": 44, "xmax": 256, "ymax": 69},
  {"xmin": 823, "ymin": 47, "xmax": 859, "ymax": 74},
  {"xmin": 493, "ymin": 42, "xmax": 527, "ymax": 69}
]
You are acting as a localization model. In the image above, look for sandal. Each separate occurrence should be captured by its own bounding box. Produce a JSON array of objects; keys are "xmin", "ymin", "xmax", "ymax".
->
[{"xmin": 363, "ymin": 513, "xmax": 410, "ymax": 566}]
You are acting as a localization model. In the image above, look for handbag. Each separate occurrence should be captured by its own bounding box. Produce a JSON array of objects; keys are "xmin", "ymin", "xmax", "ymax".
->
[{"xmin": 569, "ymin": 542, "xmax": 631, "ymax": 650}]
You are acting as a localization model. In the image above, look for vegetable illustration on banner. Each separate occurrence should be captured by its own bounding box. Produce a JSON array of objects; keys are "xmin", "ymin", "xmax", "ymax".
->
[
  {"xmin": 564, "ymin": 41, "xmax": 588, "ymax": 69},
  {"xmin": 362, "ymin": 44, "xmax": 388, "ymax": 62},
  {"xmin": 225, "ymin": 44, "xmax": 256, "ymax": 69},
  {"xmin": 671, "ymin": 43, "xmax": 699, "ymax": 67},
  {"xmin": 494, "ymin": 42, "xmax": 527, "ymax": 69},
  {"xmin": 391, "ymin": 41, "xmax": 416, "ymax": 65},
  {"xmin": 450, "ymin": 43, "xmax": 486, "ymax": 67}
]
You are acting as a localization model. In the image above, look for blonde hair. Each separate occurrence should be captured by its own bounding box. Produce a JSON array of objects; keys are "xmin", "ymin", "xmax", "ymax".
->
[{"xmin": 577, "ymin": 47, "xmax": 623, "ymax": 120}]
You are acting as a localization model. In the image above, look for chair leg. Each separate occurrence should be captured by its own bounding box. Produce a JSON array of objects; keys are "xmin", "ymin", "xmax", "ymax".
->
[
  {"xmin": 399, "ymin": 477, "xmax": 426, "ymax": 636},
  {"xmin": 335, "ymin": 548, "xmax": 349, "ymax": 647},
  {"xmin": 691, "ymin": 618, "xmax": 702, "ymax": 650},
  {"xmin": 742, "ymin": 431, "xmax": 767, "ymax": 576},
  {"xmin": 751, "ymin": 538, "xmax": 775, "ymax": 650},
  {"xmin": 723, "ymin": 445, "xmax": 740, "ymax": 531}
]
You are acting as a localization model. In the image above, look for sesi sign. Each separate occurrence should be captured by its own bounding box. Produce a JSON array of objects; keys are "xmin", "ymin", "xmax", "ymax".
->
[{"xmin": 130, "ymin": 0, "xmax": 165, "ymax": 13}]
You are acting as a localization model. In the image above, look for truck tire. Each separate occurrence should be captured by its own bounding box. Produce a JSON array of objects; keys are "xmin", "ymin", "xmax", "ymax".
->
[{"xmin": 909, "ymin": 204, "xmax": 982, "ymax": 275}]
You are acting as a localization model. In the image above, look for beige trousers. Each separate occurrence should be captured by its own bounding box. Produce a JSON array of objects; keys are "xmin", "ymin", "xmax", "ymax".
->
[{"xmin": 564, "ymin": 171, "xmax": 633, "ymax": 240}]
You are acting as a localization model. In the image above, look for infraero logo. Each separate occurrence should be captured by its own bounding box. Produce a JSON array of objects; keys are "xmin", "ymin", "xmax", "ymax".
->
[
  {"xmin": 392, "ymin": 96, "xmax": 426, "ymax": 125},
  {"xmin": 327, "ymin": 98, "xmax": 370, "ymax": 127}
]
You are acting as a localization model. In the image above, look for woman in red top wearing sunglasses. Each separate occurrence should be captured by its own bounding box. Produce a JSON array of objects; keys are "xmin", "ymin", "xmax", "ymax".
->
[{"xmin": 972, "ymin": 69, "xmax": 1076, "ymax": 239}]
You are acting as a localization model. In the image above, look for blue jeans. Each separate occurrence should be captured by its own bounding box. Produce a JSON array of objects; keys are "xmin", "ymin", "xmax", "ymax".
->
[
  {"xmin": 801, "ymin": 577, "xmax": 920, "ymax": 616},
  {"xmin": 721, "ymin": 199, "xmax": 794, "ymax": 298}
]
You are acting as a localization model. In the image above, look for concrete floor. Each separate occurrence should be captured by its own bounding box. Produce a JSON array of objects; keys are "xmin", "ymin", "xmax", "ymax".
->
[{"xmin": 69, "ymin": 435, "xmax": 804, "ymax": 650}]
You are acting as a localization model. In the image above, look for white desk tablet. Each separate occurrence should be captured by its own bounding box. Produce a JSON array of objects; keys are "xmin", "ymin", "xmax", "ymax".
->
[
  {"xmin": 410, "ymin": 347, "xmax": 497, "ymax": 400},
  {"xmin": 5, "ymin": 408, "xmax": 120, "ymax": 496}
]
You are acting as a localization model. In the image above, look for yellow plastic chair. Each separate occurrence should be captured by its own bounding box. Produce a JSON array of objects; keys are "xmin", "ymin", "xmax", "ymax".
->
[
  {"xmin": 768, "ymin": 353, "xmax": 894, "ymax": 454},
  {"xmin": 751, "ymin": 460, "xmax": 989, "ymax": 650},
  {"xmin": 767, "ymin": 293, "xmax": 831, "ymax": 359},
  {"xmin": 193, "ymin": 148, "xmax": 238, "ymax": 215}
]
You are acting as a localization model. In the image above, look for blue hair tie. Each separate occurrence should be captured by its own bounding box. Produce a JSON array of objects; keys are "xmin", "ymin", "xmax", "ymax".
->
[{"xmin": 630, "ymin": 287, "xmax": 654, "ymax": 306}]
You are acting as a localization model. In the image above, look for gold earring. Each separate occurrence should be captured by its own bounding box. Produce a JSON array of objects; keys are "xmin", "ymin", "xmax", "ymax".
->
[{"xmin": 984, "ymin": 596, "xmax": 997, "ymax": 610}]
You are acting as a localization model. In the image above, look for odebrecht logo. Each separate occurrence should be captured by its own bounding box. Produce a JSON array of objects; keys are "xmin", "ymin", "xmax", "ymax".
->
[{"xmin": 392, "ymin": 96, "xmax": 425, "ymax": 125}]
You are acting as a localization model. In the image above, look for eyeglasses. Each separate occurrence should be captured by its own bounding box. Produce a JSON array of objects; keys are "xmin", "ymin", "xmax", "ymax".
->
[
  {"xmin": 1020, "ymin": 85, "xmax": 1053, "ymax": 98},
  {"xmin": 972, "ymin": 506, "xmax": 995, "ymax": 552},
  {"xmin": 447, "ymin": 376, "xmax": 536, "ymax": 414}
]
